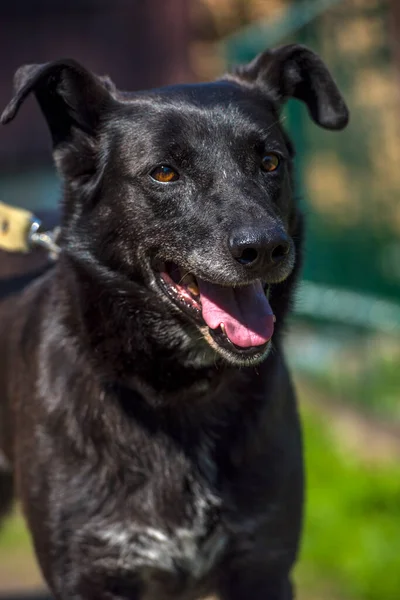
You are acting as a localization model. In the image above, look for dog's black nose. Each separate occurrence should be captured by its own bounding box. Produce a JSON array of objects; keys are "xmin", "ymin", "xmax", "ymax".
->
[{"xmin": 228, "ymin": 226, "xmax": 290, "ymax": 269}]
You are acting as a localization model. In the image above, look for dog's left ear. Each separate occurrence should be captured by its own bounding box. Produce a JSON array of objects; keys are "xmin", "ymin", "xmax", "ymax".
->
[
  {"xmin": 0, "ymin": 59, "xmax": 115, "ymax": 145},
  {"xmin": 232, "ymin": 44, "xmax": 349, "ymax": 130},
  {"xmin": 1, "ymin": 60, "xmax": 118, "ymax": 188}
]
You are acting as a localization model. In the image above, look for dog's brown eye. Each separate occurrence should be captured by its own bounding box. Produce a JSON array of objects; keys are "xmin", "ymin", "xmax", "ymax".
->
[
  {"xmin": 150, "ymin": 165, "xmax": 179, "ymax": 183},
  {"xmin": 261, "ymin": 153, "xmax": 280, "ymax": 172}
]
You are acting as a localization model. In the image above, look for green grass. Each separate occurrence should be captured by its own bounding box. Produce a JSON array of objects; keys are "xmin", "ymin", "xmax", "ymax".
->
[
  {"xmin": 296, "ymin": 408, "xmax": 400, "ymax": 600},
  {"xmin": 0, "ymin": 510, "xmax": 31, "ymax": 552}
]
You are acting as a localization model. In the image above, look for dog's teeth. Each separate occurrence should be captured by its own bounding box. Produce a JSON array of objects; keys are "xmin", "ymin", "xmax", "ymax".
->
[
  {"xmin": 273, "ymin": 314, "xmax": 276, "ymax": 323},
  {"xmin": 219, "ymin": 323, "xmax": 226, "ymax": 335},
  {"xmin": 187, "ymin": 282, "xmax": 199, "ymax": 296},
  {"xmin": 182, "ymin": 273, "xmax": 199, "ymax": 297}
]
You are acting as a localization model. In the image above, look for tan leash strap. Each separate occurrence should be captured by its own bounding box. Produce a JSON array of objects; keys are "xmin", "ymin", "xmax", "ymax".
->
[{"xmin": 0, "ymin": 201, "xmax": 34, "ymax": 253}]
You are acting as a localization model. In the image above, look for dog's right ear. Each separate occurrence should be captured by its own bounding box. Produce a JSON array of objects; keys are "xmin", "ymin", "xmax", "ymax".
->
[
  {"xmin": 231, "ymin": 44, "xmax": 349, "ymax": 131},
  {"xmin": 1, "ymin": 59, "xmax": 115, "ymax": 146}
]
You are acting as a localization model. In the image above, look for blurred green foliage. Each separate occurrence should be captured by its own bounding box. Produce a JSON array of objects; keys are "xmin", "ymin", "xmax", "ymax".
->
[
  {"xmin": 310, "ymin": 339, "xmax": 400, "ymax": 421},
  {"xmin": 0, "ymin": 510, "xmax": 31, "ymax": 552},
  {"xmin": 297, "ymin": 408, "xmax": 400, "ymax": 600}
]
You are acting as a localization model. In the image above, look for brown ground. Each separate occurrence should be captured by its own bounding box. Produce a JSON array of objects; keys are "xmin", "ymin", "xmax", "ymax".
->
[{"xmin": 0, "ymin": 548, "xmax": 46, "ymax": 598}]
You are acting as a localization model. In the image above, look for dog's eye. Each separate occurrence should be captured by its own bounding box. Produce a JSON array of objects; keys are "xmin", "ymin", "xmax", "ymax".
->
[
  {"xmin": 261, "ymin": 153, "xmax": 280, "ymax": 172},
  {"xmin": 150, "ymin": 165, "xmax": 179, "ymax": 183}
]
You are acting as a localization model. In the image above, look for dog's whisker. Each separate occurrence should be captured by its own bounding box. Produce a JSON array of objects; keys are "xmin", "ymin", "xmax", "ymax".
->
[
  {"xmin": 177, "ymin": 271, "xmax": 192, "ymax": 286},
  {"xmin": 262, "ymin": 115, "xmax": 287, "ymax": 136}
]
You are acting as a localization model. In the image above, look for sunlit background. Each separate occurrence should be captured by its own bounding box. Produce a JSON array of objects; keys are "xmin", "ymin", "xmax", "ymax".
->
[{"xmin": 1, "ymin": 1, "xmax": 400, "ymax": 599}]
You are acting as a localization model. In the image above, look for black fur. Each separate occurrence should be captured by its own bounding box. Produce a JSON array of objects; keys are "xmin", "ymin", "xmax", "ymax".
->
[{"xmin": 0, "ymin": 45, "xmax": 348, "ymax": 599}]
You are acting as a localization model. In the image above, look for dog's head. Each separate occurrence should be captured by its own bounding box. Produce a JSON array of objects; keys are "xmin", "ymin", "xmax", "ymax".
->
[{"xmin": 1, "ymin": 45, "xmax": 348, "ymax": 367}]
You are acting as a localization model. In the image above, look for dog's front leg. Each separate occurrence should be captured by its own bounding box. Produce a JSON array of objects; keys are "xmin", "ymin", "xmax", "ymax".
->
[{"xmin": 217, "ymin": 570, "xmax": 293, "ymax": 600}]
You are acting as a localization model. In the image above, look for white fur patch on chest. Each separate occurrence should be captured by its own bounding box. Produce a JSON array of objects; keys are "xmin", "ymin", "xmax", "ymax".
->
[{"xmin": 97, "ymin": 488, "xmax": 227, "ymax": 580}]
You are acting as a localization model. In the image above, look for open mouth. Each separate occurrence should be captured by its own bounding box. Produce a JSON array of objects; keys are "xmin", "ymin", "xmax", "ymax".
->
[{"xmin": 157, "ymin": 261, "xmax": 275, "ymax": 360}]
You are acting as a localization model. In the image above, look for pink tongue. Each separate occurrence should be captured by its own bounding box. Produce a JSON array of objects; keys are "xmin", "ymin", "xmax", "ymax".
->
[{"xmin": 198, "ymin": 279, "xmax": 274, "ymax": 348}]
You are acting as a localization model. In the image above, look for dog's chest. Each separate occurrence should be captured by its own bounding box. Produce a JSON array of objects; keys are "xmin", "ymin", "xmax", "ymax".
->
[
  {"xmin": 98, "ymin": 481, "xmax": 227, "ymax": 585},
  {"xmin": 94, "ymin": 442, "xmax": 228, "ymax": 589}
]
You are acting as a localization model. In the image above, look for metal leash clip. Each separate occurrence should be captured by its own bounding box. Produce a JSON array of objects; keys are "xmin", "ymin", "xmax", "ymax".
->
[
  {"xmin": 27, "ymin": 217, "xmax": 61, "ymax": 261},
  {"xmin": 0, "ymin": 201, "xmax": 61, "ymax": 259}
]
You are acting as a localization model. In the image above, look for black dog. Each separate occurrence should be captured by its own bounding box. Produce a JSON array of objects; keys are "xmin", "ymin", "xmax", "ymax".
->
[{"xmin": 0, "ymin": 44, "xmax": 348, "ymax": 600}]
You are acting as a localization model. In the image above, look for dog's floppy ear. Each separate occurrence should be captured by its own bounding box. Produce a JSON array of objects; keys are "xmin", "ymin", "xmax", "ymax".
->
[
  {"xmin": 232, "ymin": 44, "xmax": 349, "ymax": 130},
  {"xmin": 1, "ymin": 59, "xmax": 115, "ymax": 145}
]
